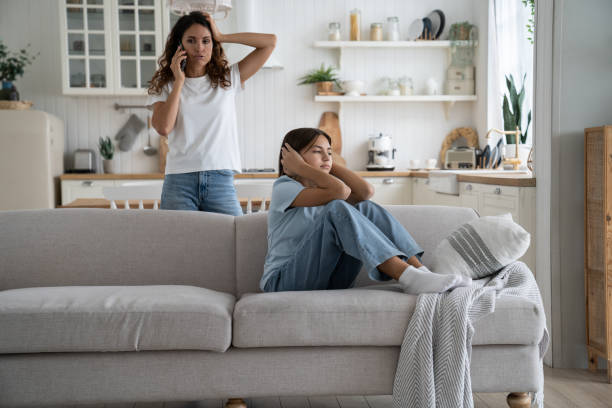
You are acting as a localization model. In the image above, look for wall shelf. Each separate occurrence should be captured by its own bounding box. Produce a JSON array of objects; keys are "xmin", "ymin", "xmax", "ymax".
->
[
  {"xmin": 314, "ymin": 95, "xmax": 477, "ymax": 102},
  {"xmin": 313, "ymin": 40, "xmax": 477, "ymax": 49},
  {"xmin": 315, "ymin": 95, "xmax": 477, "ymax": 120}
]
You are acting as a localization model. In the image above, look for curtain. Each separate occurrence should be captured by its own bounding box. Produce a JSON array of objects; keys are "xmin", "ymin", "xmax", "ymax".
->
[{"xmin": 488, "ymin": 0, "xmax": 534, "ymax": 145}]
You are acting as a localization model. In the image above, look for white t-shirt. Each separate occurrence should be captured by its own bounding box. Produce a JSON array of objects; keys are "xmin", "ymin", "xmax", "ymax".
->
[{"xmin": 146, "ymin": 63, "xmax": 243, "ymax": 174}]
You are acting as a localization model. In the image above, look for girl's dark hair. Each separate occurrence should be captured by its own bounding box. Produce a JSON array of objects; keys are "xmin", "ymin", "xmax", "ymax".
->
[
  {"xmin": 278, "ymin": 128, "xmax": 332, "ymax": 177},
  {"xmin": 148, "ymin": 11, "xmax": 231, "ymax": 95}
]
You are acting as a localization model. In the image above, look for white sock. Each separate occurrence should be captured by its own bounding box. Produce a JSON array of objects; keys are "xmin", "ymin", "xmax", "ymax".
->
[
  {"xmin": 418, "ymin": 265, "xmax": 432, "ymax": 273},
  {"xmin": 398, "ymin": 265, "xmax": 471, "ymax": 295}
]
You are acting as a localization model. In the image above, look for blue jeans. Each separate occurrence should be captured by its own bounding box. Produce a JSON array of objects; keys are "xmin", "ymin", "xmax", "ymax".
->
[
  {"xmin": 264, "ymin": 200, "xmax": 424, "ymax": 292},
  {"xmin": 160, "ymin": 170, "xmax": 243, "ymax": 216}
]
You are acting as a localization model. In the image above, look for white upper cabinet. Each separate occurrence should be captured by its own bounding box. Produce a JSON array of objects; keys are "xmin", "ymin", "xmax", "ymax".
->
[{"xmin": 59, "ymin": 0, "xmax": 165, "ymax": 95}]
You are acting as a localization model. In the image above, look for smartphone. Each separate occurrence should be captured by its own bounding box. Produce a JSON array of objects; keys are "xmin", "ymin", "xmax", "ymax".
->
[{"xmin": 179, "ymin": 43, "xmax": 186, "ymax": 71}]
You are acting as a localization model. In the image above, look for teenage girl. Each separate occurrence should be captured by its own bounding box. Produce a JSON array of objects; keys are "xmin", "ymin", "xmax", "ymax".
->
[{"xmin": 261, "ymin": 128, "xmax": 471, "ymax": 294}]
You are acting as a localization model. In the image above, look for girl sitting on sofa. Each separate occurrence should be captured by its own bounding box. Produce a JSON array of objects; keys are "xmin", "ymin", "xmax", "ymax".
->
[{"xmin": 261, "ymin": 127, "xmax": 471, "ymax": 294}]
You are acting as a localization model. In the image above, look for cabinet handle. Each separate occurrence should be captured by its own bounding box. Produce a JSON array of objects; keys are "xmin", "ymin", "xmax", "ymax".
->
[
  {"xmin": 494, "ymin": 187, "xmax": 501, "ymax": 195},
  {"xmin": 383, "ymin": 178, "xmax": 394, "ymax": 185},
  {"xmin": 425, "ymin": 179, "xmax": 430, "ymax": 185},
  {"xmin": 82, "ymin": 181, "xmax": 94, "ymax": 187},
  {"xmin": 466, "ymin": 184, "xmax": 473, "ymax": 191}
]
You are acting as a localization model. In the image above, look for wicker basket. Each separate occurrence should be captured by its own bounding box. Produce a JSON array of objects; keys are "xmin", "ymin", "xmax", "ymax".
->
[{"xmin": 0, "ymin": 100, "xmax": 33, "ymax": 110}]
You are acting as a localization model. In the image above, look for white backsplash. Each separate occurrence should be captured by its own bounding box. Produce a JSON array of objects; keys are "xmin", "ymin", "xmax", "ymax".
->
[{"xmin": 1, "ymin": 0, "xmax": 485, "ymax": 173}]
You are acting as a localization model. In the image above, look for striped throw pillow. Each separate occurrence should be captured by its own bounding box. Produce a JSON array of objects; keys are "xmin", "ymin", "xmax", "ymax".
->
[{"xmin": 429, "ymin": 213, "xmax": 530, "ymax": 279}]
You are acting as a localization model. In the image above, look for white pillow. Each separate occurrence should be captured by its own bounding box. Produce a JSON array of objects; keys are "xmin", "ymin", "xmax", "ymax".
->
[{"xmin": 429, "ymin": 213, "xmax": 530, "ymax": 279}]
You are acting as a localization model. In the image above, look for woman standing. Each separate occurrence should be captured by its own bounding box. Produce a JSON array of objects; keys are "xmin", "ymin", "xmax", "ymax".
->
[{"xmin": 147, "ymin": 11, "xmax": 276, "ymax": 214}]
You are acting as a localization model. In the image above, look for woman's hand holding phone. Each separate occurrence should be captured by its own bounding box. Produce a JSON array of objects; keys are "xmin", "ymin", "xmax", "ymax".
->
[{"xmin": 170, "ymin": 45, "xmax": 186, "ymax": 83}]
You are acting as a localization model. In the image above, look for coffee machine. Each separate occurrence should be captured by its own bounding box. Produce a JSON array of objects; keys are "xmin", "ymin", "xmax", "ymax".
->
[{"xmin": 366, "ymin": 133, "xmax": 396, "ymax": 171}]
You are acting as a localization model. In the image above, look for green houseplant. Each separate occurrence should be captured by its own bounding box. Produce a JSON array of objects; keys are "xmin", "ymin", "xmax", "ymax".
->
[
  {"xmin": 502, "ymin": 73, "xmax": 531, "ymax": 144},
  {"xmin": 98, "ymin": 136, "xmax": 118, "ymax": 174},
  {"xmin": 502, "ymin": 73, "xmax": 532, "ymax": 166},
  {"xmin": 297, "ymin": 63, "xmax": 340, "ymax": 94},
  {"xmin": 0, "ymin": 40, "xmax": 38, "ymax": 101}
]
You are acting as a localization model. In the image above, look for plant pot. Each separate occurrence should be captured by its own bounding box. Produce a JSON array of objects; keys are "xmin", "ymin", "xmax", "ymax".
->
[
  {"xmin": 0, "ymin": 81, "xmax": 18, "ymax": 101},
  {"xmin": 316, "ymin": 81, "xmax": 334, "ymax": 94},
  {"xmin": 504, "ymin": 144, "xmax": 531, "ymax": 168},
  {"xmin": 102, "ymin": 159, "xmax": 119, "ymax": 174}
]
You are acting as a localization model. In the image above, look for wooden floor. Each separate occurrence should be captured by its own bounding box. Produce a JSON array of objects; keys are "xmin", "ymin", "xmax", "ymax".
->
[{"xmin": 55, "ymin": 367, "xmax": 612, "ymax": 408}]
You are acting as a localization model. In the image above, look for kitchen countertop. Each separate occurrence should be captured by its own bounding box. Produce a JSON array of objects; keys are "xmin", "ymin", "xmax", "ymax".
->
[{"xmin": 61, "ymin": 170, "xmax": 536, "ymax": 187}]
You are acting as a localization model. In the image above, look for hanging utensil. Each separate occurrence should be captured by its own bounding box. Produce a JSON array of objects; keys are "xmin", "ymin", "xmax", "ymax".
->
[{"xmin": 143, "ymin": 116, "xmax": 158, "ymax": 156}]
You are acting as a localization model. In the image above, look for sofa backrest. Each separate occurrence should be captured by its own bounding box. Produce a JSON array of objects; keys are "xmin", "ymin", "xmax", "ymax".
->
[
  {"xmin": 234, "ymin": 205, "xmax": 478, "ymax": 296},
  {"xmin": 1, "ymin": 205, "xmax": 478, "ymax": 296},
  {"xmin": 0, "ymin": 209, "xmax": 237, "ymax": 294}
]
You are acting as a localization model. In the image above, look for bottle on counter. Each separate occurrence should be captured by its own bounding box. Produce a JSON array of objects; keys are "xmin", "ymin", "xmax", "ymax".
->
[
  {"xmin": 350, "ymin": 9, "xmax": 361, "ymax": 41},
  {"xmin": 370, "ymin": 23, "xmax": 383, "ymax": 41},
  {"xmin": 386, "ymin": 16, "xmax": 400, "ymax": 41},
  {"xmin": 328, "ymin": 22, "xmax": 341, "ymax": 41}
]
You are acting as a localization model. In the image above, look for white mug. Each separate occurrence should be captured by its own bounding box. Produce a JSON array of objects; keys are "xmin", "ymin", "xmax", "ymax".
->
[
  {"xmin": 409, "ymin": 159, "xmax": 422, "ymax": 169},
  {"xmin": 425, "ymin": 78, "xmax": 440, "ymax": 95},
  {"xmin": 426, "ymin": 158, "xmax": 437, "ymax": 169}
]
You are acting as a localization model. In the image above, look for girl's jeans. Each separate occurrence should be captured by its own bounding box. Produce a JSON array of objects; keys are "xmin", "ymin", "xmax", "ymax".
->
[
  {"xmin": 161, "ymin": 170, "xmax": 243, "ymax": 216},
  {"xmin": 264, "ymin": 200, "xmax": 424, "ymax": 292}
]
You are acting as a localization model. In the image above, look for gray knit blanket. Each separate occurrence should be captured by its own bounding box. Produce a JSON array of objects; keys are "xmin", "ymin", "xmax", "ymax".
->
[{"xmin": 392, "ymin": 261, "xmax": 549, "ymax": 408}]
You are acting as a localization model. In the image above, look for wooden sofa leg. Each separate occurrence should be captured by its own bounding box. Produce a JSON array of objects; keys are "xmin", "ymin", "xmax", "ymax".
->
[
  {"xmin": 225, "ymin": 398, "xmax": 247, "ymax": 408},
  {"xmin": 506, "ymin": 392, "xmax": 531, "ymax": 408}
]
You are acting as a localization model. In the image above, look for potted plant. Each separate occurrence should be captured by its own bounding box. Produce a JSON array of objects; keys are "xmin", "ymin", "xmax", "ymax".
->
[
  {"xmin": 297, "ymin": 63, "xmax": 340, "ymax": 94},
  {"xmin": 448, "ymin": 22, "xmax": 475, "ymax": 41},
  {"xmin": 0, "ymin": 40, "xmax": 38, "ymax": 101},
  {"xmin": 502, "ymin": 73, "xmax": 532, "ymax": 167},
  {"xmin": 98, "ymin": 136, "xmax": 118, "ymax": 174}
]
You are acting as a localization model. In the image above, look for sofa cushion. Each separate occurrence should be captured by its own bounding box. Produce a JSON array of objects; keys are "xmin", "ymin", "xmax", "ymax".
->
[
  {"xmin": 232, "ymin": 284, "xmax": 545, "ymax": 348},
  {"xmin": 429, "ymin": 213, "xmax": 531, "ymax": 279},
  {"xmin": 0, "ymin": 285, "xmax": 235, "ymax": 353}
]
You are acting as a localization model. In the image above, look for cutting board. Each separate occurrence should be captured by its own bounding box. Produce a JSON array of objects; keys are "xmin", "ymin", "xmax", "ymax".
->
[
  {"xmin": 318, "ymin": 112, "xmax": 346, "ymax": 166},
  {"xmin": 159, "ymin": 135, "xmax": 169, "ymax": 173}
]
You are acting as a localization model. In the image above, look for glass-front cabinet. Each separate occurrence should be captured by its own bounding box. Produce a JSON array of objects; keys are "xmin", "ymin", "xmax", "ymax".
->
[{"xmin": 59, "ymin": 0, "xmax": 164, "ymax": 95}]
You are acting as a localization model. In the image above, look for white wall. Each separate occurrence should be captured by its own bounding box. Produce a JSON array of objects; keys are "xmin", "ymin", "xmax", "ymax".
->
[
  {"xmin": 0, "ymin": 0, "xmax": 482, "ymax": 173},
  {"xmin": 551, "ymin": 0, "xmax": 612, "ymax": 368}
]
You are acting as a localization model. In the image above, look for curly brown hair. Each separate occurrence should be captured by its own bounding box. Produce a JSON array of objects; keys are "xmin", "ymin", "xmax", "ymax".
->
[{"xmin": 148, "ymin": 11, "xmax": 231, "ymax": 95}]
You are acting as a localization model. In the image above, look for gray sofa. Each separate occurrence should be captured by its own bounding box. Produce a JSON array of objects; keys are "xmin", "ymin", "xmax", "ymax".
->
[{"xmin": 0, "ymin": 206, "xmax": 546, "ymax": 408}]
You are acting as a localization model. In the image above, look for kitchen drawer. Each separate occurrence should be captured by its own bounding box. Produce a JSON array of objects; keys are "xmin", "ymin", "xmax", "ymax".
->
[
  {"xmin": 61, "ymin": 180, "xmax": 115, "ymax": 205},
  {"xmin": 445, "ymin": 79, "xmax": 475, "ymax": 95}
]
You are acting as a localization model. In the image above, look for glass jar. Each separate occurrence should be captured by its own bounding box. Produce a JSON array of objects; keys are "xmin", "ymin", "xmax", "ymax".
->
[
  {"xmin": 328, "ymin": 22, "xmax": 341, "ymax": 41},
  {"xmin": 370, "ymin": 23, "xmax": 383, "ymax": 41},
  {"xmin": 350, "ymin": 9, "xmax": 361, "ymax": 41},
  {"xmin": 386, "ymin": 16, "xmax": 400, "ymax": 41},
  {"xmin": 398, "ymin": 76, "xmax": 413, "ymax": 95},
  {"xmin": 387, "ymin": 79, "xmax": 400, "ymax": 96}
]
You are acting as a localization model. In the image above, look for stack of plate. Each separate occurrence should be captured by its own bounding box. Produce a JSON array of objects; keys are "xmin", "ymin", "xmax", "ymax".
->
[{"xmin": 408, "ymin": 9, "xmax": 446, "ymax": 41}]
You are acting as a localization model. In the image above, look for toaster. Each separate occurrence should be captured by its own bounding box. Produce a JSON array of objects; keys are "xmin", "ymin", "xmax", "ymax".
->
[
  {"xmin": 445, "ymin": 147, "xmax": 476, "ymax": 169},
  {"xmin": 71, "ymin": 149, "xmax": 96, "ymax": 173}
]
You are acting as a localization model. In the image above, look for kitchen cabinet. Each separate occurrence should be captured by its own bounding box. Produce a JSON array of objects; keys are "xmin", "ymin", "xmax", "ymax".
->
[
  {"xmin": 412, "ymin": 178, "xmax": 461, "ymax": 207},
  {"xmin": 365, "ymin": 176, "xmax": 411, "ymax": 205},
  {"xmin": 61, "ymin": 178, "xmax": 163, "ymax": 204},
  {"xmin": 59, "ymin": 0, "xmax": 164, "ymax": 95}
]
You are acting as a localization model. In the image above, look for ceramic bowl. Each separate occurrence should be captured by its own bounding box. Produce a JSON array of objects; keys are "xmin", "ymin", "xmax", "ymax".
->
[{"xmin": 342, "ymin": 80, "xmax": 365, "ymax": 97}]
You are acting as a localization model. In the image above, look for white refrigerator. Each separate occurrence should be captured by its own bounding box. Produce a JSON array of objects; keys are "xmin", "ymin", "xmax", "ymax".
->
[{"xmin": 0, "ymin": 110, "xmax": 65, "ymax": 210}]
